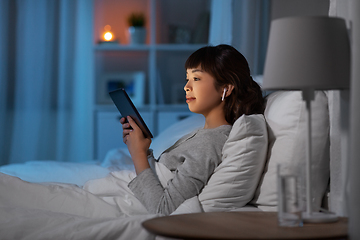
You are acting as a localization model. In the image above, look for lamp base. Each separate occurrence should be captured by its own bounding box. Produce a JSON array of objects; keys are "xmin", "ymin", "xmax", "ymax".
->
[{"xmin": 302, "ymin": 212, "xmax": 339, "ymax": 223}]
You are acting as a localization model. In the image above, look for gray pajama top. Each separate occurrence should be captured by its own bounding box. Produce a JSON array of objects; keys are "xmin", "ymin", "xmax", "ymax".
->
[{"xmin": 128, "ymin": 125, "xmax": 232, "ymax": 215}]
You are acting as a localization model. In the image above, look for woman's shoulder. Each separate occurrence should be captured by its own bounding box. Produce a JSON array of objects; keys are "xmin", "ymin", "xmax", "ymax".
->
[
  {"xmin": 198, "ymin": 125, "xmax": 232, "ymax": 134},
  {"xmin": 196, "ymin": 125, "xmax": 232, "ymax": 142}
]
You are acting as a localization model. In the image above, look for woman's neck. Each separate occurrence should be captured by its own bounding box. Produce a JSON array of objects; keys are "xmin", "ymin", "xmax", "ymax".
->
[{"xmin": 203, "ymin": 112, "xmax": 230, "ymax": 129}]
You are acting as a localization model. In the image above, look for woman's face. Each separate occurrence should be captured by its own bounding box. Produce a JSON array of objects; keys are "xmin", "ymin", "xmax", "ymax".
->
[{"xmin": 184, "ymin": 66, "xmax": 223, "ymax": 117}]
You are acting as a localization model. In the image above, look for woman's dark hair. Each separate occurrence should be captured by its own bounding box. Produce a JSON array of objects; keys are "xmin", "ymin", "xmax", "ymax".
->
[{"xmin": 185, "ymin": 44, "xmax": 264, "ymax": 125}]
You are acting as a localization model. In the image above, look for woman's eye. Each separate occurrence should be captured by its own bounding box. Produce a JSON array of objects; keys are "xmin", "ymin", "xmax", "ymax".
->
[{"xmin": 194, "ymin": 77, "xmax": 200, "ymax": 81}]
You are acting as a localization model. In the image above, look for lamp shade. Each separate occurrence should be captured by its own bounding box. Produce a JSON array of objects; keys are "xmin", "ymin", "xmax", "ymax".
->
[{"xmin": 262, "ymin": 16, "xmax": 350, "ymax": 90}]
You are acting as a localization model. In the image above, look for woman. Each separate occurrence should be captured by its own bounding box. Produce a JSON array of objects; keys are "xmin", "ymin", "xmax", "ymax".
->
[{"xmin": 121, "ymin": 44, "xmax": 264, "ymax": 215}]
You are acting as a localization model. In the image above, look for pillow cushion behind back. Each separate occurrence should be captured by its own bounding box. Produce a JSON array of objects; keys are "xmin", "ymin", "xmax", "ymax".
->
[
  {"xmin": 251, "ymin": 91, "xmax": 330, "ymax": 211},
  {"xmin": 199, "ymin": 114, "xmax": 268, "ymax": 212}
]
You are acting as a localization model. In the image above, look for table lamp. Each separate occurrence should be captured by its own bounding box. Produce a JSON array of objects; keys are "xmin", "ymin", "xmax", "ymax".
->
[{"xmin": 262, "ymin": 16, "xmax": 350, "ymax": 223}]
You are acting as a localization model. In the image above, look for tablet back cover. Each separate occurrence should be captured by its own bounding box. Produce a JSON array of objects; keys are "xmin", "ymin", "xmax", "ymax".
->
[{"xmin": 109, "ymin": 88, "xmax": 153, "ymax": 138}]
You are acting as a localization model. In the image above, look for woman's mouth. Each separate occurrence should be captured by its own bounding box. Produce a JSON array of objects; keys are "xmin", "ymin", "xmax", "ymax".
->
[{"xmin": 186, "ymin": 97, "xmax": 196, "ymax": 103}]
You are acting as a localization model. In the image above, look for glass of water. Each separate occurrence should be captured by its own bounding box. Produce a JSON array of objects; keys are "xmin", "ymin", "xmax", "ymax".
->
[{"xmin": 277, "ymin": 163, "xmax": 304, "ymax": 227}]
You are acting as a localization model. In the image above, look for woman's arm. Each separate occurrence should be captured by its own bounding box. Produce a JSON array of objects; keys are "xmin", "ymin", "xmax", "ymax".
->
[
  {"xmin": 129, "ymin": 126, "xmax": 231, "ymax": 215},
  {"xmin": 121, "ymin": 116, "xmax": 151, "ymax": 175},
  {"xmin": 129, "ymin": 138, "xmax": 220, "ymax": 215}
]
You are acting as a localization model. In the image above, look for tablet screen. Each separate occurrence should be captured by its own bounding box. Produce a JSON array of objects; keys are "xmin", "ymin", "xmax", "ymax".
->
[{"xmin": 109, "ymin": 88, "xmax": 153, "ymax": 138}]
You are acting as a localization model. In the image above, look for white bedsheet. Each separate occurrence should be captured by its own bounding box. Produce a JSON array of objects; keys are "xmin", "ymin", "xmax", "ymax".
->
[
  {"xmin": 0, "ymin": 172, "xmax": 158, "ymax": 239},
  {"xmin": 0, "ymin": 160, "xmax": 111, "ymax": 187},
  {"xmin": 0, "ymin": 206, "xmax": 157, "ymax": 240},
  {"xmin": 0, "ymin": 160, "xmax": 202, "ymax": 240}
]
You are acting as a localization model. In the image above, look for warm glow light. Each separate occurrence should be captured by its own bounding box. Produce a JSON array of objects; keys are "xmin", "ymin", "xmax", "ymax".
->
[
  {"xmin": 102, "ymin": 25, "xmax": 114, "ymax": 41},
  {"xmin": 104, "ymin": 32, "xmax": 113, "ymax": 41}
]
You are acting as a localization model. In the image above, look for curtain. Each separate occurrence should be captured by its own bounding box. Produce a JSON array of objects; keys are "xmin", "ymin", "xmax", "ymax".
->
[
  {"xmin": 328, "ymin": 0, "xmax": 351, "ymax": 218},
  {"xmin": 0, "ymin": 0, "xmax": 94, "ymax": 165},
  {"xmin": 330, "ymin": 0, "xmax": 360, "ymax": 238},
  {"xmin": 328, "ymin": 0, "xmax": 360, "ymax": 238},
  {"xmin": 208, "ymin": 0, "xmax": 270, "ymax": 75},
  {"xmin": 208, "ymin": 0, "xmax": 233, "ymax": 46}
]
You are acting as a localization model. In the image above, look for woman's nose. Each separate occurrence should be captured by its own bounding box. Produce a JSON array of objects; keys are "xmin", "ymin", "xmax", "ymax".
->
[{"xmin": 184, "ymin": 81, "xmax": 191, "ymax": 92}]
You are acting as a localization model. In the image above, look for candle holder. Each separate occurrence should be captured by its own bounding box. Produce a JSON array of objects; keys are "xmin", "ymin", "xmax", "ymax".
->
[{"xmin": 99, "ymin": 25, "xmax": 118, "ymax": 44}]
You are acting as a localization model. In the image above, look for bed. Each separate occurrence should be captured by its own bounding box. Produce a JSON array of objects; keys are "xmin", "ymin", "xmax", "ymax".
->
[{"xmin": 0, "ymin": 90, "xmax": 333, "ymax": 240}]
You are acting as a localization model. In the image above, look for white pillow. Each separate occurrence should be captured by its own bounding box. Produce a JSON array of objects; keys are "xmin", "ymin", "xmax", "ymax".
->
[
  {"xmin": 199, "ymin": 114, "xmax": 268, "ymax": 212},
  {"xmin": 251, "ymin": 91, "xmax": 330, "ymax": 211}
]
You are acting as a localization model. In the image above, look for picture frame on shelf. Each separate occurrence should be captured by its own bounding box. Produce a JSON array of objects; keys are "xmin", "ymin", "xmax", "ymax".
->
[{"xmin": 97, "ymin": 71, "xmax": 145, "ymax": 106}]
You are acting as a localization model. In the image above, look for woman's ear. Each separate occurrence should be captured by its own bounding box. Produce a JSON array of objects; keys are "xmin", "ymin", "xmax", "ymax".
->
[{"xmin": 225, "ymin": 84, "xmax": 234, "ymax": 97}]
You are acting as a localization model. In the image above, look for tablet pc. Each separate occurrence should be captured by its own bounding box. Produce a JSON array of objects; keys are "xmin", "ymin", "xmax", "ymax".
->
[{"xmin": 109, "ymin": 88, "xmax": 153, "ymax": 138}]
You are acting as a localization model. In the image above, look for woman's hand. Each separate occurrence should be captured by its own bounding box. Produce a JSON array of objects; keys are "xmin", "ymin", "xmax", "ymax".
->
[{"xmin": 121, "ymin": 116, "xmax": 151, "ymax": 174}]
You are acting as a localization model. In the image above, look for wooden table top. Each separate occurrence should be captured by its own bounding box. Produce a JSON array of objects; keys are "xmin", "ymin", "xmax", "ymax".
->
[{"xmin": 142, "ymin": 211, "xmax": 348, "ymax": 240}]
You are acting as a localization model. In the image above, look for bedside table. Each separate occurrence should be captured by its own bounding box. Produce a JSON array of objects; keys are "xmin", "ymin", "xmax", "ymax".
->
[{"xmin": 142, "ymin": 212, "xmax": 348, "ymax": 239}]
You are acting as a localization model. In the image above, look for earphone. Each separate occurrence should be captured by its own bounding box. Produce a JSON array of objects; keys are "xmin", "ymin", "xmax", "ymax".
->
[{"xmin": 221, "ymin": 88, "xmax": 227, "ymax": 101}]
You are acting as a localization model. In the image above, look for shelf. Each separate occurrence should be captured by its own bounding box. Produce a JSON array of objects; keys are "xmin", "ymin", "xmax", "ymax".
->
[
  {"xmin": 94, "ymin": 43, "xmax": 207, "ymax": 52},
  {"xmin": 93, "ymin": 0, "xmax": 209, "ymax": 159},
  {"xmin": 155, "ymin": 44, "xmax": 207, "ymax": 51},
  {"xmin": 94, "ymin": 44, "xmax": 150, "ymax": 51}
]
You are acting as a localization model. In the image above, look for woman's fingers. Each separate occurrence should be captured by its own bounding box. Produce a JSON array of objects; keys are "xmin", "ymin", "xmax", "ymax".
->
[
  {"xmin": 121, "ymin": 116, "xmax": 144, "ymax": 144},
  {"xmin": 123, "ymin": 128, "xmax": 133, "ymax": 137},
  {"xmin": 126, "ymin": 116, "xmax": 142, "ymax": 132},
  {"xmin": 121, "ymin": 117, "xmax": 132, "ymax": 140},
  {"xmin": 122, "ymin": 122, "xmax": 131, "ymax": 130}
]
